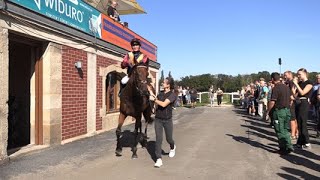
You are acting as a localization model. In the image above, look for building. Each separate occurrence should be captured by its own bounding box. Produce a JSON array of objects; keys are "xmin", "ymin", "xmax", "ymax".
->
[{"xmin": 0, "ymin": 0, "xmax": 160, "ymax": 160}]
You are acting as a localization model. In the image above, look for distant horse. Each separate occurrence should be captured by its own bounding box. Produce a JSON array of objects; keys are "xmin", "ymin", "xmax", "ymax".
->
[{"xmin": 115, "ymin": 65, "xmax": 155, "ymax": 158}]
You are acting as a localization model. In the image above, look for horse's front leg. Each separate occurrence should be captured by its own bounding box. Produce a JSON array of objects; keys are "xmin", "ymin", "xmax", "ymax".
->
[
  {"xmin": 132, "ymin": 115, "xmax": 142, "ymax": 159},
  {"xmin": 143, "ymin": 107, "xmax": 153, "ymax": 140},
  {"xmin": 115, "ymin": 113, "xmax": 126, "ymax": 156}
]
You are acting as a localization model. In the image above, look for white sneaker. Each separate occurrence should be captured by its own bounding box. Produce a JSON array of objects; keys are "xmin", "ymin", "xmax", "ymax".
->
[
  {"xmin": 169, "ymin": 145, "xmax": 176, "ymax": 158},
  {"xmin": 302, "ymin": 143, "xmax": 311, "ymax": 150},
  {"xmin": 154, "ymin": 158, "xmax": 162, "ymax": 168}
]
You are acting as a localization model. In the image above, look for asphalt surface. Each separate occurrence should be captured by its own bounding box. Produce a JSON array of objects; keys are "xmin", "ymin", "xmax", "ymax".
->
[{"xmin": 0, "ymin": 106, "xmax": 320, "ymax": 180}]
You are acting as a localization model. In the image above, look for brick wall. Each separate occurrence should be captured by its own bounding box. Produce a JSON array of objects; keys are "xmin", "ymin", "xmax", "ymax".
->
[
  {"xmin": 96, "ymin": 55, "xmax": 114, "ymax": 130},
  {"xmin": 61, "ymin": 46, "xmax": 87, "ymax": 140}
]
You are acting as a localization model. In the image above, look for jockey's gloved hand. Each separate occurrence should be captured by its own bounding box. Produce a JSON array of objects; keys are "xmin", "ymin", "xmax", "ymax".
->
[{"xmin": 149, "ymin": 95, "xmax": 156, "ymax": 101}]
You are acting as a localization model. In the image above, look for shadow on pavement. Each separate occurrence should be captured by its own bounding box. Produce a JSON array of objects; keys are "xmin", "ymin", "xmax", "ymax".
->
[
  {"xmin": 278, "ymin": 167, "xmax": 320, "ymax": 180},
  {"xmin": 245, "ymin": 128, "xmax": 278, "ymax": 143},
  {"xmin": 242, "ymin": 118, "xmax": 271, "ymax": 129},
  {"xmin": 117, "ymin": 130, "xmax": 147, "ymax": 155},
  {"xmin": 146, "ymin": 141, "xmax": 156, "ymax": 162},
  {"xmin": 241, "ymin": 123, "xmax": 278, "ymax": 142},
  {"xmin": 146, "ymin": 141, "xmax": 170, "ymax": 162},
  {"xmin": 292, "ymin": 148, "xmax": 320, "ymax": 161},
  {"xmin": 280, "ymin": 154, "xmax": 320, "ymax": 175},
  {"xmin": 232, "ymin": 107, "xmax": 320, "ymax": 179},
  {"xmin": 277, "ymin": 173, "xmax": 300, "ymax": 180},
  {"xmin": 225, "ymin": 134, "xmax": 277, "ymax": 153},
  {"xmin": 118, "ymin": 130, "xmax": 136, "ymax": 148}
]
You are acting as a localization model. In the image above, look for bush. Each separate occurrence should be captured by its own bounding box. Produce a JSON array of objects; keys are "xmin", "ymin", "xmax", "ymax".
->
[
  {"xmin": 222, "ymin": 94, "xmax": 231, "ymax": 103},
  {"xmin": 201, "ymin": 93, "xmax": 209, "ymax": 103},
  {"xmin": 233, "ymin": 99, "xmax": 241, "ymax": 106}
]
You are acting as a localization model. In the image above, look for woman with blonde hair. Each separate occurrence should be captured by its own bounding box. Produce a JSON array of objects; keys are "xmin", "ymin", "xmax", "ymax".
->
[{"xmin": 293, "ymin": 68, "xmax": 313, "ymax": 149}]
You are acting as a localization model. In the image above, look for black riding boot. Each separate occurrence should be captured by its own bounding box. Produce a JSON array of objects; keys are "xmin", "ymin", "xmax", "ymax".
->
[{"xmin": 118, "ymin": 83, "xmax": 126, "ymax": 97}]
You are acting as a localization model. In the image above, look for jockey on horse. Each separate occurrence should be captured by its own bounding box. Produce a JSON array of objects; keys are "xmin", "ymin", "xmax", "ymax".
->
[
  {"xmin": 119, "ymin": 38, "xmax": 149, "ymax": 94},
  {"xmin": 116, "ymin": 38, "xmax": 149, "ymax": 154}
]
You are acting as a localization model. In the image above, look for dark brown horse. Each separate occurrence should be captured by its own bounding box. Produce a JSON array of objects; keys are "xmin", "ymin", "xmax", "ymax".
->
[{"xmin": 115, "ymin": 65, "xmax": 155, "ymax": 158}]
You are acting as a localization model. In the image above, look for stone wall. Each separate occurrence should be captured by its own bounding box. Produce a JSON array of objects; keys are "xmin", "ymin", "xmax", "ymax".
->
[{"xmin": 0, "ymin": 27, "xmax": 8, "ymax": 160}]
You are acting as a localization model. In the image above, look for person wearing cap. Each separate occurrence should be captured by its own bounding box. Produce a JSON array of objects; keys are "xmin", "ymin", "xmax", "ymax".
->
[
  {"xmin": 266, "ymin": 72, "xmax": 294, "ymax": 155},
  {"xmin": 115, "ymin": 38, "xmax": 149, "ymax": 145},
  {"xmin": 118, "ymin": 38, "xmax": 149, "ymax": 95},
  {"xmin": 120, "ymin": 38, "xmax": 148, "ymax": 81}
]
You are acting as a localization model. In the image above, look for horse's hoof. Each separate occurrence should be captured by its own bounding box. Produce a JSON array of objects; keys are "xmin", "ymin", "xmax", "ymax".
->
[
  {"xmin": 115, "ymin": 149, "xmax": 122, "ymax": 157},
  {"xmin": 132, "ymin": 154, "xmax": 138, "ymax": 159},
  {"xmin": 141, "ymin": 140, "xmax": 147, "ymax": 148}
]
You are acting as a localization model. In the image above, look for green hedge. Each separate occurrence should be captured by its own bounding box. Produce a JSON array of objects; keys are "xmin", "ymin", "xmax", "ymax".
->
[{"xmin": 200, "ymin": 93, "xmax": 209, "ymax": 103}]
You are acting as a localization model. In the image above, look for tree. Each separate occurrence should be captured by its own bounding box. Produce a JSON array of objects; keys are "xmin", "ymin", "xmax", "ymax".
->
[
  {"xmin": 159, "ymin": 70, "xmax": 164, "ymax": 91},
  {"xmin": 168, "ymin": 71, "xmax": 172, "ymax": 79},
  {"xmin": 175, "ymin": 71, "xmax": 320, "ymax": 92},
  {"xmin": 309, "ymin": 72, "xmax": 318, "ymax": 83},
  {"xmin": 257, "ymin": 71, "xmax": 271, "ymax": 82}
]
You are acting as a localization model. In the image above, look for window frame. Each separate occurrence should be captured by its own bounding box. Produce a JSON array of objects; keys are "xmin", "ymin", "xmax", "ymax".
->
[{"xmin": 106, "ymin": 72, "xmax": 121, "ymax": 113}]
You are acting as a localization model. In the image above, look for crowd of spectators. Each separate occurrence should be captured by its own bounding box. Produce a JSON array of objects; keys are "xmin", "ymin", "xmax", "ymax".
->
[
  {"xmin": 173, "ymin": 86, "xmax": 198, "ymax": 108},
  {"xmin": 239, "ymin": 69, "xmax": 320, "ymax": 153}
]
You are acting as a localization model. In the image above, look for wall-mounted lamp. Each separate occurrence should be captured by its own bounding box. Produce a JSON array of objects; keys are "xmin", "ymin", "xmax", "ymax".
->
[{"xmin": 75, "ymin": 61, "xmax": 82, "ymax": 69}]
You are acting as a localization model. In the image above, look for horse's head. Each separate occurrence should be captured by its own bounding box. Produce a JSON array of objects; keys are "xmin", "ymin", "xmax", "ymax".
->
[{"xmin": 130, "ymin": 65, "xmax": 149, "ymax": 96}]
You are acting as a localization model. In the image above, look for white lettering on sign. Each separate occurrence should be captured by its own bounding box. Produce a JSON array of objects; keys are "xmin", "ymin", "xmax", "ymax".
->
[
  {"xmin": 69, "ymin": 0, "xmax": 79, "ymax": 5},
  {"xmin": 33, "ymin": 0, "xmax": 85, "ymax": 23},
  {"xmin": 34, "ymin": 0, "xmax": 41, "ymax": 10}
]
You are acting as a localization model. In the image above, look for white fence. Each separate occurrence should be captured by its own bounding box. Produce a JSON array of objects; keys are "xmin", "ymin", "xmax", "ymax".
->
[{"xmin": 197, "ymin": 92, "xmax": 241, "ymax": 104}]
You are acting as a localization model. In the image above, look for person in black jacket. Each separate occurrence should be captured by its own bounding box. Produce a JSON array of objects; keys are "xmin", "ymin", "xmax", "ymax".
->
[
  {"xmin": 293, "ymin": 68, "xmax": 313, "ymax": 149},
  {"xmin": 148, "ymin": 77, "xmax": 177, "ymax": 168},
  {"xmin": 107, "ymin": 1, "xmax": 120, "ymax": 22}
]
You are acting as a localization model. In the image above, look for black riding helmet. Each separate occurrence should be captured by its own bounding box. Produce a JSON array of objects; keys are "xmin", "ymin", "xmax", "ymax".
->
[{"xmin": 130, "ymin": 38, "xmax": 141, "ymax": 46}]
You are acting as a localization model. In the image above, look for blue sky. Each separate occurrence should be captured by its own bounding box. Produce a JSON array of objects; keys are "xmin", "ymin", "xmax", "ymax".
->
[{"xmin": 121, "ymin": 0, "xmax": 320, "ymax": 80}]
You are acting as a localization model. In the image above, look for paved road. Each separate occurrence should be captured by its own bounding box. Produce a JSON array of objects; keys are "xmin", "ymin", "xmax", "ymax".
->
[{"xmin": 0, "ymin": 106, "xmax": 320, "ymax": 180}]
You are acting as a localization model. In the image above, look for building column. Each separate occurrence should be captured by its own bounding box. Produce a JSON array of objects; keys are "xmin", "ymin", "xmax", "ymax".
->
[
  {"xmin": 87, "ymin": 52, "xmax": 96, "ymax": 135},
  {"xmin": 42, "ymin": 43, "xmax": 62, "ymax": 145},
  {"xmin": 0, "ymin": 27, "xmax": 9, "ymax": 160}
]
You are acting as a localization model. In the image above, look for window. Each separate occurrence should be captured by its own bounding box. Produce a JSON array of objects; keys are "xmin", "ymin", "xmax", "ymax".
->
[{"xmin": 106, "ymin": 72, "xmax": 121, "ymax": 113}]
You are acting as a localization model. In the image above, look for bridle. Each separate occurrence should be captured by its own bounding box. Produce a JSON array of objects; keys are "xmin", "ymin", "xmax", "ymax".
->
[
  {"xmin": 132, "ymin": 65, "xmax": 155, "ymax": 113},
  {"xmin": 133, "ymin": 65, "xmax": 149, "ymax": 96}
]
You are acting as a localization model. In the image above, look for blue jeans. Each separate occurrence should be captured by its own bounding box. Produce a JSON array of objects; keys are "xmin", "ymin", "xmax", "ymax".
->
[{"xmin": 154, "ymin": 118, "xmax": 175, "ymax": 159}]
